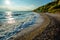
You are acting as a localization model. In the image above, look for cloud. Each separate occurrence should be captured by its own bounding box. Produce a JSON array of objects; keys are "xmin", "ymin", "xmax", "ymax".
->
[{"xmin": 0, "ymin": 5, "xmax": 36, "ymax": 11}]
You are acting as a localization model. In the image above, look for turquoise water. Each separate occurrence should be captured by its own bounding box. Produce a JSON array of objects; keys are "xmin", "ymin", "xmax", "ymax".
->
[{"xmin": 0, "ymin": 11, "xmax": 40, "ymax": 40}]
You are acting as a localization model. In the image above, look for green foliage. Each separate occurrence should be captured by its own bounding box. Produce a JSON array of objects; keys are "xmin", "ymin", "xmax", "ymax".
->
[{"xmin": 33, "ymin": 0, "xmax": 60, "ymax": 13}]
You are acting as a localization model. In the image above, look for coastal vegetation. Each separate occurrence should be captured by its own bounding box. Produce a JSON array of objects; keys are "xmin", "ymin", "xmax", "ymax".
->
[{"xmin": 33, "ymin": 0, "xmax": 60, "ymax": 13}]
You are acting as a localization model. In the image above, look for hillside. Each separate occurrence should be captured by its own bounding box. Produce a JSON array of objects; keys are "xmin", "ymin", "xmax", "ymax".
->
[{"xmin": 33, "ymin": 0, "xmax": 60, "ymax": 13}]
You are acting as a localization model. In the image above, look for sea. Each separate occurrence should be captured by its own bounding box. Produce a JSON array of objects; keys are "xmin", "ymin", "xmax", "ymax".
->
[{"xmin": 0, "ymin": 11, "xmax": 40, "ymax": 40}]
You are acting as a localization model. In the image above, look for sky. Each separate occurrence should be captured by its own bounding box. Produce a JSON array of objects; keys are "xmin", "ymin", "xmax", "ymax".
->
[{"xmin": 0, "ymin": 0, "xmax": 53, "ymax": 11}]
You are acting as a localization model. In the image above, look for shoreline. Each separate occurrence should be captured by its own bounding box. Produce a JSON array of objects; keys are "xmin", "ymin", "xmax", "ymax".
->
[{"xmin": 9, "ymin": 13, "xmax": 50, "ymax": 40}]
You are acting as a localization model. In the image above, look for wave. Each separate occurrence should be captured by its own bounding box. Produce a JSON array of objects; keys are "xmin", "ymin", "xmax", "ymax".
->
[{"xmin": 0, "ymin": 11, "xmax": 40, "ymax": 40}]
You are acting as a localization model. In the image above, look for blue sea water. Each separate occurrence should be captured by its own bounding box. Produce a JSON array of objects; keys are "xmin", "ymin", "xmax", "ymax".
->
[{"xmin": 0, "ymin": 11, "xmax": 40, "ymax": 40}]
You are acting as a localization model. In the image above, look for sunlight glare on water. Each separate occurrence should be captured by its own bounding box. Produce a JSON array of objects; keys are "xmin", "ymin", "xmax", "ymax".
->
[{"xmin": 5, "ymin": 11, "xmax": 16, "ymax": 24}]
